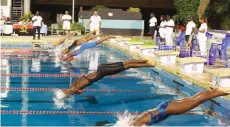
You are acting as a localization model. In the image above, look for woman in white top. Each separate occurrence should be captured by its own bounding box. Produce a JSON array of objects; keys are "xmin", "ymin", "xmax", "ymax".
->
[{"xmin": 197, "ymin": 17, "xmax": 208, "ymax": 56}]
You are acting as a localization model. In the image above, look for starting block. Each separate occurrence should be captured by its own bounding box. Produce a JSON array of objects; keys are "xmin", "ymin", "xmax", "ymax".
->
[
  {"xmin": 177, "ymin": 57, "xmax": 206, "ymax": 74},
  {"xmin": 32, "ymin": 42, "xmax": 43, "ymax": 49},
  {"xmin": 207, "ymin": 68, "xmax": 230, "ymax": 88},
  {"xmin": 153, "ymin": 51, "xmax": 179, "ymax": 65},
  {"xmin": 128, "ymin": 42, "xmax": 144, "ymax": 51},
  {"xmin": 137, "ymin": 45, "xmax": 158, "ymax": 56}
]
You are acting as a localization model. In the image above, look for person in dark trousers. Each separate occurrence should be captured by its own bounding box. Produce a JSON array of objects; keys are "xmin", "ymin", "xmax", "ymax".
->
[
  {"xmin": 32, "ymin": 11, "xmax": 43, "ymax": 40},
  {"xmin": 149, "ymin": 13, "xmax": 157, "ymax": 40}
]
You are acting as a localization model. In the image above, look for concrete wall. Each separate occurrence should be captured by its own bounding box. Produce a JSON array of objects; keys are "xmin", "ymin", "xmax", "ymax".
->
[{"xmin": 0, "ymin": 0, "xmax": 12, "ymax": 17}]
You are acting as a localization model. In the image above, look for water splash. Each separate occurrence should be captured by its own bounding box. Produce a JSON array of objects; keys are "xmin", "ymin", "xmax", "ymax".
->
[
  {"xmin": 113, "ymin": 110, "xmax": 143, "ymax": 127},
  {"xmin": 53, "ymin": 89, "xmax": 69, "ymax": 109}
]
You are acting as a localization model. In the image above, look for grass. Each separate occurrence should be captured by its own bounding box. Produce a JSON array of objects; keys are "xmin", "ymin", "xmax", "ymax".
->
[{"xmin": 130, "ymin": 37, "xmax": 156, "ymax": 46}]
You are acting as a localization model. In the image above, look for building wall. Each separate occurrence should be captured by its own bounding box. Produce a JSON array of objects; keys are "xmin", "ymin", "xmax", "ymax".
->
[
  {"xmin": 32, "ymin": 0, "xmax": 174, "ymax": 8},
  {"xmin": 0, "ymin": 0, "xmax": 12, "ymax": 17}
]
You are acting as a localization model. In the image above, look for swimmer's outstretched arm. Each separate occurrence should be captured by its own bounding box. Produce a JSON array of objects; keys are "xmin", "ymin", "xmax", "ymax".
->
[
  {"xmin": 62, "ymin": 34, "xmax": 103, "ymax": 54},
  {"xmin": 53, "ymin": 32, "xmax": 76, "ymax": 47},
  {"xmin": 131, "ymin": 88, "xmax": 230, "ymax": 126},
  {"xmin": 62, "ymin": 35, "xmax": 115, "ymax": 61},
  {"xmin": 62, "ymin": 60, "xmax": 154, "ymax": 98}
]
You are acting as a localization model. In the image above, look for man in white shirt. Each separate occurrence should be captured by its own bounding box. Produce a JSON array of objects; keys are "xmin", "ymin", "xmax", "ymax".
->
[
  {"xmin": 62, "ymin": 11, "xmax": 72, "ymax": 35},
  {"xmin": 158, "ymin": 15, "xmax": 166, "ymax": 42},
  {"xmin": 185, "ymin": 17, "xmax": 196, "ymax": 42},
  {"xmin": 32, "ymin": 11, "xmax": 43, "ymax": 40},
  {"xmin": 165, "ymin": 15, "xmax": 175, "ymax": 46},
  {"xmin": 88, "ymin": 11, "xmax": 101, "ymax": 35},
  {"xmin": 149, "ymin": 13, "xmax": 157, "ymax": 40}
]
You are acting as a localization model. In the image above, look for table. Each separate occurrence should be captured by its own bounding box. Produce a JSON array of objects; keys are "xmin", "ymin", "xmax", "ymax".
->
[
  {"xmin": 13, "ymin": 24, "xmax": 48, "ymax": 35},
  {"xmin": 13, "ymin": 24, "xmax": 33, "ymax": 35}
]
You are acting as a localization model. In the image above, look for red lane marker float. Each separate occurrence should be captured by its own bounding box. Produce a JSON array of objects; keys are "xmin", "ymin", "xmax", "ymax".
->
[
  {"xmin": 0, "ymin": 110, "xmax": 141, "ymax": 115},
  {"xmin": 0, "ymin": 110, "xmax": 210, "ymax": 116},
  {"xmin": 1, "ymin": 57, "xmax": 56, "ymax": 60},
  {"xmin": 0, "ymin": 51, "xmax": 50, "ymax": 55},
  {"xmin": 0, "ymin": 48, "xmax": 49, "ymax": 50},
  {"xmin": 0, "ymin": 87, "xmax": 151, "ymax": 93},
  {"xmin": 0, "ymin": 73, "xmax": 134, "ymax": 78},
  {"xmin": 0, "ymin": 65, "xmax": 54, "ymax": 67}
]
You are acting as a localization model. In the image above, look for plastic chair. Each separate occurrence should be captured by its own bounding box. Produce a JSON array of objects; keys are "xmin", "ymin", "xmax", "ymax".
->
[
  {"xmin": 155, "ymin": 35, "xmax": 173, "ymax": 50},
  {"xmin": 216, "ymin": 36, "xmax": 230, "ymax": 67},
  {"xmin": 175, "ymin": 32, "xmax": 185, "ymax": 47},
  {"xmin": 51, "ymin": 24, "xmax": 59, "ymax": 35}
]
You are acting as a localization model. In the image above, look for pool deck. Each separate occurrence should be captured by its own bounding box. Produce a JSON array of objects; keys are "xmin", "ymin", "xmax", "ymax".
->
[
  {"xmin": 1, "ymin": 35, "xmax": 230, "ymax": 101},
  {"xmin": 104, "ymin": 41, "xmax": 230, "ymax": 100}
]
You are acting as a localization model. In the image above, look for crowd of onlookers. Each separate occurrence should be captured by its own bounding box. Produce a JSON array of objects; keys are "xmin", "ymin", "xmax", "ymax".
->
[{"xmin": 148, "ymin": 13, "xmax": 208, "ymax": 56}]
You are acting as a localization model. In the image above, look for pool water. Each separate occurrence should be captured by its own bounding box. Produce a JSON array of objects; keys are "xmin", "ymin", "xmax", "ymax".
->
[{"xmin": 0, "ymin": 44, "xmax": 223, "ymax": 126}]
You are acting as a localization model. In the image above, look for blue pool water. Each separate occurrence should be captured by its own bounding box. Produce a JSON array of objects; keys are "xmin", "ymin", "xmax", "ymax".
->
[{"xmin": 0, "ymin": 44, "xmax": 224, "ymax": 126}]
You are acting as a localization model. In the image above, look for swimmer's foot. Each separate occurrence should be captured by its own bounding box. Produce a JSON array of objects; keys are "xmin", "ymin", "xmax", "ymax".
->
[
  {"xmin": 211, "ymin": 86, "xmax": 230, "ymax": 95},
  {"xmin": 75, "ymin": 90, "xmax": 84, "ymax": 94}
]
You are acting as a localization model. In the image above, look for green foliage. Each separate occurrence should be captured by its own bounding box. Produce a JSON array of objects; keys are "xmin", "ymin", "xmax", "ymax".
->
[
  {"xmin": 206, "ymin": 0, "xmax": 230, "ymax": 30},
  {"xmin": 173, "ymin": 0, "xmax": 200, "ymax": 24},
  {"xmin": 174, "ymin": 0, "xmax": 230, "ymax": 29},
  {"xmin": 71, "ymin": 22, "xmax": 85, "ymax": 32},
  {"xmin": 57, "ymin": 22, "xmax": 85, "ymax": 32},
  {"xmin": 20, "ymin": 12, "xmax": 34, "ymax": 22},
  {"xmin": 90, "ymin": 5, "xmax": 108, "ymax": 11},
  {"xmin": 127, "ymin": 7, "xmax": 141, "ymax": 13}
]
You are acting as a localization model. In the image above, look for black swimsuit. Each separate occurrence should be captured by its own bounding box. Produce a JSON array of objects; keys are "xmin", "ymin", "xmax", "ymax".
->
[
  {"xmin": 84, "ymin": 62, "xmax": 125, "ymax": 85},
  {"xmin": 68, "ymin": 40, "xmax": 78, "ymax": 51}
]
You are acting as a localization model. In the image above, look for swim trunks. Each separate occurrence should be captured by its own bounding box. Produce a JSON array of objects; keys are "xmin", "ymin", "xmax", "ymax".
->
[{"xmin": 146, "ymin": 100, "xmax": 172, "ymax": 125}]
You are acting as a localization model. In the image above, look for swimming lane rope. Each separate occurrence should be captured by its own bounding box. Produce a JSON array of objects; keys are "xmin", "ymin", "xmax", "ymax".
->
[
  {"xmin": 0, "ymin": 110, "xmax": 211, "ymax": 116},
  {"xmin": 0, "ymin": 51, "xmax": 50, "ymax": 55},
  {"xmin": 0, "ymin": 110, "xmax": 139, "ymax": 115},
  {"xmin": 0, "ymin": 87, "xmax": 151, "ymax": 93},
  {"xmin": 1, "ymin": 64, "xmax": 55, "ymax": 67},
  {"xmin": 0, "ymin": 73, "xmax": 133, "ymax": 78},
  {"xmin": 1, "ymin": 57, "xmax": 56, "ymax": 60}
]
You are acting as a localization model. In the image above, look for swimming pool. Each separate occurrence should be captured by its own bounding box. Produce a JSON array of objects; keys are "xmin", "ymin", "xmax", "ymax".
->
[{"xmin": 0, "ymin": 43, "xmax": 226, "ymax": 126}]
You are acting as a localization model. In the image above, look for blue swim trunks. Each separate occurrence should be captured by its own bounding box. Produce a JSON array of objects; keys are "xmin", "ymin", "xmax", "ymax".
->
[
  {"xmin": 72, "ymin": 67, "xmax": 81, "ymax": 74},
  {"xmin": 74, "ymin": 41, "xmax": 97, "ymax": 56},
  {"xmin": 146, "ymin": 100, "xmax": 171, "ymax": 126}
]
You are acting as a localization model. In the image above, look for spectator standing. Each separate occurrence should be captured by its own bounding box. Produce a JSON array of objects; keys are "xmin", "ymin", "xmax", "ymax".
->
[
  {"xmin": 165, "ymin": 15, "xmax": 175, "ymax": 46},
  {"xmin": 62, "ymin": 11, "xmax": 72, "ymax": 35},
  {"xmin": 185, "ymin": 17, "xmax": 196, "ymax": 42},
  {"xmin": 88, "ymin": 11, "xmax": 101, "ymax": 35},
  {"xmin": 149, "ymin": 13, "xmax": 157, "ymax": 40},
  {"xmin": 32, "ymin": 11, "xmax": 43, "ymax": 40}
]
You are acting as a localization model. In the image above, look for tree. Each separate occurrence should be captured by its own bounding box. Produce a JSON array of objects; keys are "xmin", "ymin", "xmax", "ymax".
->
[
  {"xmin": 90, "ymin": 5, "xmax": 109, "ymax": 11},
  {"xmin": 206, "ymin": 0, "xmax": 230, "ymax": 30},
  {"xmin": 173, "ymin": 0, "xmax": 200, "ymax": 25},
  {"xmin": 174, "ymin": 0, "xmax": 230, "ymax": 29}
]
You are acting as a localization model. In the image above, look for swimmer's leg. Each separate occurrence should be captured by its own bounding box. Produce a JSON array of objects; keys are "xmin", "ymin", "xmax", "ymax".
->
[
  {"xmin": 87, "ymin": 60, "xmax": 154, "ymax": 81},
  {"xmin": 123, "ymin": 60, "xmax": 154, "ymax": 69},
  {"xmin": 165, "ymin": 88, "xmax": 230, "ymax": 115},
  {"xmin": 96, "ymin": 35, "xmax": 114, "ymax": 45}
]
